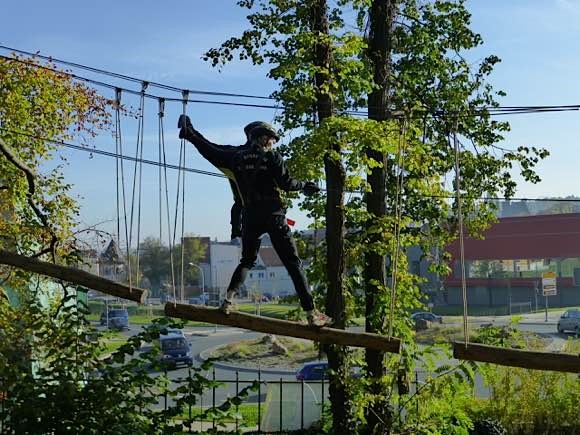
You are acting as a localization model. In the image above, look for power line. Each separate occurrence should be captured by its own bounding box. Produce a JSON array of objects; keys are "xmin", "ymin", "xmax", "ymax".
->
[
  {"xmin": 3, "ymin": 128, "xmax": 580, "ymax": 204},
  {"xmin": 0, "ymin": 54, "xmax": 282, "ymax": 111},
  {"xmin": 0, "ymin": 45, "xmax": 274, "ymax": 100},
  {"xmin": 3, "ymin": 47, "xmax": 580, "ymax": 118},
  {"xmin": 0, "ymin": 128, "xmax": 227, "ymax": 179}
]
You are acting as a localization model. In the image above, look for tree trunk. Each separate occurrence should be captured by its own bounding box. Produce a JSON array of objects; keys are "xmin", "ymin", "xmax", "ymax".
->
[
  {"xmin": 311, "ymin": 1, "xmax": 351, "ymax": 433},
  {"xmin": 364, "ymin": 1, "xmax": 397, "ymax": 433}
]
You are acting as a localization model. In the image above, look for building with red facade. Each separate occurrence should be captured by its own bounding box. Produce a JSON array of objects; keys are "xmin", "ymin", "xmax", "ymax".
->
[{"xmin": 443, "ymin": 213, "xmax": 580, "ymax": 307}]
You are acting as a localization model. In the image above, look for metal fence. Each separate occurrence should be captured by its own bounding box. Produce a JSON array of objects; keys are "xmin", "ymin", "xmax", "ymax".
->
[
  {"xmin": 160, "ymin": 368, "xmax": 441, "ymax": 433},
  {"xmin": 1, "ymin": 367, "xmax": 474, "ymax": 433},
  {"xmin": 161, "ymin": 368, "xmax": 331, "ymax": 433}
]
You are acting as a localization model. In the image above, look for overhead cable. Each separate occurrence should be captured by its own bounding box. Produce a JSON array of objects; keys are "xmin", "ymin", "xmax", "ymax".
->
[
  {"xmin": 2, "ymin": 128, "xmax": 579, "ymax": 204},
  {"xmin": 0, "ymin": 44, "xmax": 273, "ymax": 100},
  {"xmin": 3, "ymin": 49, "xmax": 580, "ymax": 118}
]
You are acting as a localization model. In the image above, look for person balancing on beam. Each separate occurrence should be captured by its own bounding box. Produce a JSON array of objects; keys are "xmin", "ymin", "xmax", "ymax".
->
[{"xmin": 178, "ymin": 115, "xmax": 333, "ymax": 327}]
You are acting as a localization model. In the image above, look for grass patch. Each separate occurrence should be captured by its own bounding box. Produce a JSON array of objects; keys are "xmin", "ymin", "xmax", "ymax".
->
[
  {"xmin": 98, "ymin": 331, "xmax": 127, "ymax": 355},
  {"xmin": 177, "ymin": 403, "xmax": 265, "ymax": 426},
  {"xmin": 415, "ymin": 325, "xmax": 475, "ymax": 344},
  {"xmin": 211, "ymin": 336, "xmax": 320, "ymax": 369},
  {"xmin": 415, "ymin": 324, "xmax": 550, "ymax": 348},
  {"xmin": 432, "ymin": 305, "xmax": 580, "ymax": 317},
  {"xmin": 237, "ymin": 304, "xmax": 296, "ymax": 319},
  {"xmin": 87, "ymin": 313, "xmax": 214, "ymax": 327}
]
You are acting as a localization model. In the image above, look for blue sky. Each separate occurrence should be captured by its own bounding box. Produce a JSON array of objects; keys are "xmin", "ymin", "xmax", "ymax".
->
[{"xmin": 2, "ymin": 0, "xmax": 580, "ymax": 247}]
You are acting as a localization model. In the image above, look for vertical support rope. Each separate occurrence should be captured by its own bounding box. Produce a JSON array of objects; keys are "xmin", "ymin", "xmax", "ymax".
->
[
  {"xmin": 179, "ymin": 90, "xmax": 189, "ymax": 304},
  {"xmin": 134, "ymin": 82, "xmax": 148, "ymax": 286},
  {"xmin": 114, "ymin": 88, "xmax": 132, "ymax": 291},
  {"xmin": 114, "ymin": 88, "xmax": 122, "ymax": 251},
  {"xmin": 159, "ymin": 98, "xmax": 177, "ymax": 302},
  {"xmin": 127, "ymin": 82, "xmax": 147, "ymax": 289},
  {"xmin": 452, "ymin": 122, "xmax": 469, "ymax": 345},
  {"xmin": 312, "ymin": 106, "xmax": 319, "ymax": 266},
  {"xmin": 158, "ymin": 98, "xmax": 164, "ymax": 244},
  {"xmin": 387, "ymin": 119, "xmax": 407, "ymax": 338}
]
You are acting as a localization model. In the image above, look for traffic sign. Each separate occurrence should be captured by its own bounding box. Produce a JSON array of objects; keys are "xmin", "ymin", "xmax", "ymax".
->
[{"xmin": 542, "ymin": 271, "xmax": 557, "ymax": 296}]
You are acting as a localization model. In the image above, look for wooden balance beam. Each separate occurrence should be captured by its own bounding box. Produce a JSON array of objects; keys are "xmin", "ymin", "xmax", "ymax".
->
[
  {"xmin": 165, "ymin": 303, "xmax": 401, "ymax": 353},
  {"xmin": 0, "ymin": 249, "xmax": 147, "ymax": 304},
  {"xmin": 453, "ymin": 341, "xmax": 580, "ymax": 373}
]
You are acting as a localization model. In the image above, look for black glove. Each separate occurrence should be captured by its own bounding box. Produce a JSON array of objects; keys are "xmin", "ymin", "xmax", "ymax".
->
[
  {"xmin": 302, "ymin": 181, "xmax": 320, "ymax": 197},
  {"xmin": 178, "ymin": 114, "xmax": 193, "ymax": 139}
]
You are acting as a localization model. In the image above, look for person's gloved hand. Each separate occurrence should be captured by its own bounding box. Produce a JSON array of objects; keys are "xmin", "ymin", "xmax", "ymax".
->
[
  {"xmin": 178, "ymin": 114, "xmax": 193, "ymax": 139},
  {"xmin": 302, "ymin": 181, "xmax": 320, "ymax": 197}
]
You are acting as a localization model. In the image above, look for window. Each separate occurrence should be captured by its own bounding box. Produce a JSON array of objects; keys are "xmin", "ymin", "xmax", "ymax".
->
[
  {"xmin": 574, "ymin": 268, "xmax": 580, "ymax": 286},
  {"xmin": 258, "ymin": 273, "xmax": 264, "ymax": 279},
  {"xmin": 270, "ymin": 272, "xmax": 275, "ymax": 278},
  {"xmin": 249, "ymin": 273, "xmax": 253, "ymax": 278}
]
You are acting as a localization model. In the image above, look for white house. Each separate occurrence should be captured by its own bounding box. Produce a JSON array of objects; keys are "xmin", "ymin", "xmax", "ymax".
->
[{"xmin": 245, "ymin": 246, "xmax": 295, "ymax": 298}]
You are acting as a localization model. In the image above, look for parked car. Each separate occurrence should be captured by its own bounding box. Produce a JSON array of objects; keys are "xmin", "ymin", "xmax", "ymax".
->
[
  {"xmin": 557, "ymin": 309, "xmax": 580, "ymax": 334},
  {"xmin": 164, "ymin": 328, "xmax": 185, "ymax": 337},
  {"xmin": 158, "ymin": 333, "xmax": 193, "ymax": 369},
  {"xmin": 296, "ymin": 362, "xmax": 361, "ymax": 380},
  {"xmin": 411, "ymin": 312, "xmax": 442, "ymax": 324},
  {"xmin": 160, "ymin": 294, "xmax": 175, "ymax": 304},
  {"xmin": 188, "ymin": 297, "xmax": 204, "ymax": 305},
  {"xmin": 296, "ymin": 362, "xmax": 329, "ymax": 380},
  {"xmin": 100, "ymin": 308, "xmax": 129, "ymax": 330}
]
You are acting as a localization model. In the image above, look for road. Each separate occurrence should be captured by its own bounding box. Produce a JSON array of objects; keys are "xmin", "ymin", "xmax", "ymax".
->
[{"xmin": 107, "ymin": 314, "xmax": 575, "ymax": 412}]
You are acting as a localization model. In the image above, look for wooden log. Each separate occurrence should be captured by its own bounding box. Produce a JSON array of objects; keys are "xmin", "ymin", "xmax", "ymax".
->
[
  {"xmin": 165, "ymin": 303, "xmax": 401, "ymax": 353},
  {"xmin": 0, "ymin": 249, "xmax": 146, "ymax": 304},
  {"xmin": 453, "ymin": 341, "xmax": 580, "ymax": 373}
]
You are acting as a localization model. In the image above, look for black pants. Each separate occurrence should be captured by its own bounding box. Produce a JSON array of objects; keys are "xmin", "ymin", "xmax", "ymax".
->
[
  {"xmin": 229, "ymin": 179, "xmax": 244, "ymax": 239},
  {"xmin": 226, "ymin": 211, "xmax": 314, "ymax": 311},
  {"xmin": 230, "ymin": 201, "xmax": 243, "ymax": 239}
]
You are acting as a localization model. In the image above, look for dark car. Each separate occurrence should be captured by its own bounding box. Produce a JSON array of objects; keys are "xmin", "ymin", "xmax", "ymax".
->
[
  {"xmin": 158, "ymin": 333, "xmax": 193, "ymax": 369},
  {"xmin": 296, "ymin": 362, "xmax": 361, "ymax": 380},
  {"xmin": 411, "ymin": 312, "xmax": 442, "ymax": 324},
  {"xmin": 160, "ymin": 294, "xmax": 175, "ymax": 304},
  {"xmin": 100, "ymin": 308, "xmax": 129, "ymax": 330},
  {"xmin": 296, "ymin": 362, "xmax": 329, "ymax": 381}
]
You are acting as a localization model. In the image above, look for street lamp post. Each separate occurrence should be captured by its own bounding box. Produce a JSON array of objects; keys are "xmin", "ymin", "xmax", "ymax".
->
[
  {"xmin": 188, "ymin": 262, "xmax": 205, "ymax": 299},
  {"xmin": 189, "ymin": 262, "xmax": 216, "ymax": 333}
]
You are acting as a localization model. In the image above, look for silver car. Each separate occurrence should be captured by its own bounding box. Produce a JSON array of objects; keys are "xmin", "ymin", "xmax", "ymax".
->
[{"xmin": 556, "ymin": 309, "xmax": 580, "ymax": 334}]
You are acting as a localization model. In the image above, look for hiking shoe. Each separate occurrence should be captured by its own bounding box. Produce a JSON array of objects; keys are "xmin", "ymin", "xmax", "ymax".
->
[
  {"xmin": 219, "ymin": 299, "xmax": 236, "ymax": 315},
  {"xmin": 307, "ymin": 311, "xmax": 333, "ymax": 327}
]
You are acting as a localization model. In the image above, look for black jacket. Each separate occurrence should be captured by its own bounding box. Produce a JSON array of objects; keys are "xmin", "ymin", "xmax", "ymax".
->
[{"xmin": 184, "ymin": 128, "xmax": 305, "ymax": 214}]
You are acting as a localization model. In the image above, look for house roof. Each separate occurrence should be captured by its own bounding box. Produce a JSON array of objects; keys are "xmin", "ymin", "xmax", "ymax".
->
[
  {"xmin": 99, "ymin": 239, "xmax": 123, "ymax": 264},
  {"xmin": 446, "ymin": 213, "xmax": 580, "ymax": 260},
  {"xmin": 259, "ymin": 247, "xmax": 284, "ymax": 267}
]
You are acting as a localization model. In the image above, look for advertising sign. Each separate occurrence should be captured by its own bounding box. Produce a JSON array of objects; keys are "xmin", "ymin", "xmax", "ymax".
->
[{"xmin": 542, "ymin": 271, "xmax": 557, "ymax": 296}]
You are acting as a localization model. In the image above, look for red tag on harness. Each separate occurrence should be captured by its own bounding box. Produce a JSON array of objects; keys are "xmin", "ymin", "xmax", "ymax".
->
[{"xmin": 286, "ymin": 218, "xmax": 296, "ymax": 227}]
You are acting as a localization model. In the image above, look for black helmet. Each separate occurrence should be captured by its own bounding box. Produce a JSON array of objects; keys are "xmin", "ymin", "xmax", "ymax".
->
[
  {"xmin": 248, "ymin": 121, "xmax": 280, "ymax": 142},
  {"xmin": 244, "ymin": 121, "xmax": 264, "ymax": 139}
]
